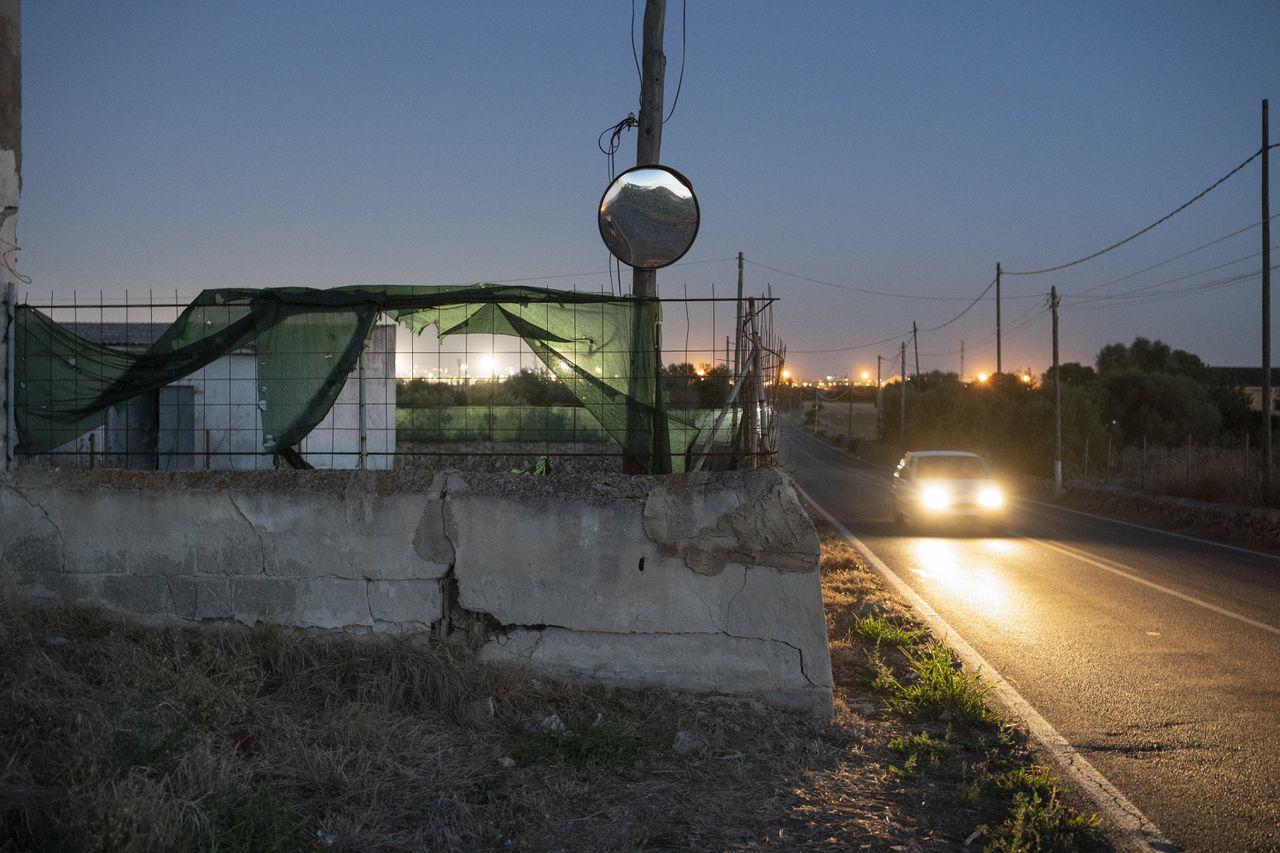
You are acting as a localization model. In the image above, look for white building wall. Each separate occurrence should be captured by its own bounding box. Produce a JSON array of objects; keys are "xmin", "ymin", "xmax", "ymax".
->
[
  {"xmin": 49, "ymin": 323, "xmax": 396, "ymax": 470},
  {"xmin": 300, "ymin": 324, "xmax": 397, "ymax": 470}
]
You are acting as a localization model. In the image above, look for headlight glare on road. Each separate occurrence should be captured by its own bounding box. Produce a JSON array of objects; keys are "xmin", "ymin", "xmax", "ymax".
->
[
  {"xmin": 978, "ymin": 486, "xmax": 1004, "ymax": 509},
  {"xmin": 921, "ymin": 485, "xmax": 951, "ymax": 510}
]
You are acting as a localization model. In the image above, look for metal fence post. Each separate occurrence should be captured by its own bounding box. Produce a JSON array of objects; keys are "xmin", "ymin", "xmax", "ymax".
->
[{"xmin": 1141, "ymin": 433, "xmax": 1147, "ymax": 492}]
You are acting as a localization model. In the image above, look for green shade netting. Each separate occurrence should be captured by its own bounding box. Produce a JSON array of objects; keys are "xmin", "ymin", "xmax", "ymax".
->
[{"xmin": 13, "ymin": 285, "xmax": 700, "ymax": 473}]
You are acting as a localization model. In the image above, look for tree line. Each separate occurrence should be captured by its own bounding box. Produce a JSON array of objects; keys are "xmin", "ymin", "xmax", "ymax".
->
[{"xmin": 878, "ymin": 337, "xmax": 1260, "ymax": 479}]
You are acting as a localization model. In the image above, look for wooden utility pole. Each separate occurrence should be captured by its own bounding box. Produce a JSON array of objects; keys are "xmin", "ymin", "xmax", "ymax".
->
[
  {"xmin": 1263, "ymin": 98, "xmax": 1273, "ymax": 499},
  {"xmin": 876, "ymin": 354, "xmax": 882, "ymax": 409},
  {"xmin": 960, "ymin": 340, "xmax": 965, "ymax": 382},
  {"xmin": 912, "ymin": 321, "xmax": 920, "ymax": 384},
  {"xmin": 1, "ymin": 0, "xmax": 20, "ymax": 473},
  {"xmin": 846, "ymin": 371, "xmax": 853, "ymax": 446},
  {"xmin": 995, "ymin": 262, "xmax": 1003, "ymax": 375},
  {"xmin": 899, "ymin": 341, "xmax": 907, "ymax": 447},
  {"xmin": 622, "ymin": 0, "xmax": 666, "ymax": 473},
  {"xmin": 1051, "ymin": 286, "xmax": 1063, "ymax": 497},
  {"xmin": 632, "ymin": 0, "xmax": 666, "ymax": 299}
]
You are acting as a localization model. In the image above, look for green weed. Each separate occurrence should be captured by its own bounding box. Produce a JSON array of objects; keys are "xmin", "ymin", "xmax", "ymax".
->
[
  {"xmin": 873, "ymin": 645, "xmax": 996, "ymax": 727},
  {"xmin": 887, "ymin": 731, "xmax": 948, "ymax": 778},
  {"xmin": 850, "ymin": 613, "xmax": 926, "ymax": 647},
  {"xmin": 983, "ymin": 788, "xmax": 1106, "ymax": 852}
]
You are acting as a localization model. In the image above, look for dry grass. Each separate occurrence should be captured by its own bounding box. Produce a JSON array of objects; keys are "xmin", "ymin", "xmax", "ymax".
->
[{"xmin": 0, "ymin": 529, "xmax": 1107, "ymax": 851}]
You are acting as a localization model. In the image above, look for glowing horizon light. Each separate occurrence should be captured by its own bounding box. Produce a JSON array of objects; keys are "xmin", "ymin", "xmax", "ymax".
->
[
  {"xmin": 860, "ymin": 371, "xmax": 870, "ymax": 381},
  {"xmin": 479, "ymin": 354, "xmax": 495, "ymax": 377},
  {"xmin": 1021, "ymin": 373, "xmax": 1033, "ymax": 383},
  {"xmin": 782, "ymin": 369, "xmax": 792, "ymax": 380},
  {"xmin": 977, "ymin": 373, "xmax": 989, "ymax": 383}
]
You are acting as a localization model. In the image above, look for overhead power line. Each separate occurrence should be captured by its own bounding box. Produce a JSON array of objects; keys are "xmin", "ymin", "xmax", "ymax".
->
[
  {"xmin": 1004, "ymin": 147, "xmax": 1265, "ymax": 276},
  {"xmin": 1070, "ymin": 247, "xmax": 1267, "ymax": 303},
  {"xmin": 793, "ymin": 272, "xmax": 1003, "ymax": 350},
  {"xmin": 744, "ymin": 258, "xmax": 1038, "ymax": 302},
  {"xmin": 1068, "ymin": 213, "xmax": 1279, "ymax": 298},
  {"xmin": 1068, "ymin": 264, "xmax": 1278, "ymax": 312},
  {"xmin": 917, "ymin": 277, "xmax": 997, "ymax": 332}
]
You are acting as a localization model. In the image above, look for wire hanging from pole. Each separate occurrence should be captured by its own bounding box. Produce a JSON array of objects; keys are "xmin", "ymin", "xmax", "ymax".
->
[
  {"xmin": 1004, "ymin": 147, "xmax": 1265, "ymax": 276},
  {"xmin": 663, "ymin": 0, "xmax": 687, "ymax": 124}
]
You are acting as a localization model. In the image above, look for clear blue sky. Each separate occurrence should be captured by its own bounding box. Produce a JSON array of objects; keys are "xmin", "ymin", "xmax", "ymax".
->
[{"xmin": 17, "ymin": 1, "xmax": 1280, "ymax": 378}]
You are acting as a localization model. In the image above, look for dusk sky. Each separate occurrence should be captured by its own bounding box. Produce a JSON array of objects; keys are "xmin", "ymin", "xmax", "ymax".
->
[{"xmin": 16, "ymin": 1, "xmax": 1280, "ymax": 378}]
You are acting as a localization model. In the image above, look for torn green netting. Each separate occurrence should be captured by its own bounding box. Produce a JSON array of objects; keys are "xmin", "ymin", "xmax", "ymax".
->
[{"xmin": 13, "ymin": 285, "xmax": 699, "ymax": 473}]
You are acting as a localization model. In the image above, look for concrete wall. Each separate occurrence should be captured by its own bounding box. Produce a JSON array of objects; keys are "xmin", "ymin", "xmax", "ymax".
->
[{"xmin": 0, "ymin": 468, "xmax": 832, "ymax": 715}]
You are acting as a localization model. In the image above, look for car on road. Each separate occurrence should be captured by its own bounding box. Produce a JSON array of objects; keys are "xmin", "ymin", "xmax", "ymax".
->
[{"xmin": 891, "ymin": 450, "xmax": 1007, "ymax": 531}]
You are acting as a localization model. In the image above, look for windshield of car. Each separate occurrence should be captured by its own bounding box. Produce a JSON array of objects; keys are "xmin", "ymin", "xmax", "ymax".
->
[{"xmin": 914, "ymin": 456, "xmax": 990, "ymax": 479}]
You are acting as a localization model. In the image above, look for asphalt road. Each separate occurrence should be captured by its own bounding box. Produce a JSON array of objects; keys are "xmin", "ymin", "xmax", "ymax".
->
[{"xmin": 781, "ymin": 422, "xmax": 1280, "ymax": 853}]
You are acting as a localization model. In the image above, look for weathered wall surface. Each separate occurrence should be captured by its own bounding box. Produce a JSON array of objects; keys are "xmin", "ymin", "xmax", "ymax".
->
[{"xmin": 0, "ymin": 468, "xmax": 832, "ymax": 715}]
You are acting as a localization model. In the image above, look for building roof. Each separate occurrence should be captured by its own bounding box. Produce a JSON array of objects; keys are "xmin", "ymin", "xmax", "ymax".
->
[
  {"xmin": 65, "ymin": 322, "xmax": 171, "ymax": 349},
  {"xmin": 1205, "ymin": 366, "xmax": 1280, "ymax": 387}
]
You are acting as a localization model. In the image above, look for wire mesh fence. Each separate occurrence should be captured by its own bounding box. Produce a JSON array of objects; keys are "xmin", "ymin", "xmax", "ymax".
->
[
  {"xmin": 5, "ymin": 288, "xmax": 782, "ymax": 475},
  {"xmin": 1076, "ymin": 433, "xmax": 1269, "ymax": 505}
]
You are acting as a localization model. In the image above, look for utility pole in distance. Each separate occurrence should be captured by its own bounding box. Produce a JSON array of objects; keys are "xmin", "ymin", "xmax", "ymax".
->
[
  {"xmin": 912, "ymin": 321, "xmax": 920, "ymax": 385},
  {"xmin": 1262, "ymin": 98, "xmax": 1273, "ymax": 499},
  {"xmin": 876, "ymin": 354, "xmax": 882, "ymax": 409},
  {"xmin": 899, "ymin": 340, "xmax": 907, "ymax": 448},
  {"xmin": 632, "ymin": 0, "xmax": 666, "ymax": 299},
  {"xmin": 1051, "ymin": 286, "xmax": 1063, "ymax": 497},
  {"xmin": 995, "ymin": 262, "xmax": 1003, "ymax": 375}
]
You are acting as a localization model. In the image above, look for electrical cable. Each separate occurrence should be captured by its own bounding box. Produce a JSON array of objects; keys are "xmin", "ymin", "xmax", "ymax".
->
[
  {"xmin": 916, "ymin": 277, "xmax": 997, "ymax": 332},
  {"xmin": 630, "ymin": 0, "xmax": 641, "ymax": 82},
  {"xmin": 1067, "ymin": 264, "xmax": 1277, "ymax": 311},
  {"xmin": 663, "ymin": 0, "xmax": 687, "ymax": 124},
  {"xmin": 1003, "ymin": 147, "xmax": 1263, "ymax": 276},
  {"xmin": 1067, "ymin": 214, "xmax": 1278, "ymax": 297},
  {"xmin": 743, "ymin": 258, "xmax": 1039, "ymax": 302},
  {"xmin": 1070, "ymin": 248, "xmax": 1265, "ymax": 303},
  {"xmin": 788, "ymin": 329, "xmax": 916, "ymax": 355}
]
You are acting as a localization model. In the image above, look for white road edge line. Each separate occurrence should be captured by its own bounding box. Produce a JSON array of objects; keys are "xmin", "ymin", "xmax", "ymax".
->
[
  {"xmin": 1021, "ymin": 535, "xmax": 1280, "ymax": 637},
  {"xmin": 795, "ymin": 483, "xmax": 1175, "ymax": 852},
  {"xmin": 1022, "ymin": 497, "xmax": 1280, "ymax": 562}
]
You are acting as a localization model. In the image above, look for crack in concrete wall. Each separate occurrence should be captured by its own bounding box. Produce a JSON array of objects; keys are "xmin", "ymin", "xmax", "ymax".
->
[
  {"xmin": 6, "ymin": 483, "xmax": 68, "ymax": 572},
  {"xmin": 227, "ymin": 494, "xmax": 267, "ymax": 575}
]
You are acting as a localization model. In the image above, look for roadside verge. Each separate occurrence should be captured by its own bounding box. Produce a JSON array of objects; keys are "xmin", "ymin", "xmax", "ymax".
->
[{"xmin": 798, "ymin": 482, "xmax": 1176, "ymax": 853}]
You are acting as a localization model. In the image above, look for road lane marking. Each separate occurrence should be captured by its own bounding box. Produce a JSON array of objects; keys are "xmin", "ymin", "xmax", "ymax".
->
[
  {"xmin": 1023, "ymin": 536, "xmax": 1280, "ymax": 637},
  {"xmin": 794, "ymin": 483, "xmax": 1176, "ymax": 852},
  {"xmin": 1023, "ymin": 498, "xmax": 1280, "ymax": 562}
]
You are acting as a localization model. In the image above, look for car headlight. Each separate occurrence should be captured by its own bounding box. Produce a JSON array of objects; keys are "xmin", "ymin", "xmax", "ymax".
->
[
  {"xmin": 921, "ymin": 485, "xmax": 951, "ymax": 510},
  {"xmin": 978, "ymin": 486, "xmax": 1004, "ymax": 509}
]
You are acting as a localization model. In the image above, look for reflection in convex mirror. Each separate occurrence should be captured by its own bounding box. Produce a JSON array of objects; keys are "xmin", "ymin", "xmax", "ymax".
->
[{"xmin": 598, "ymin": 165, "xmax": 700, "ymax": 270}]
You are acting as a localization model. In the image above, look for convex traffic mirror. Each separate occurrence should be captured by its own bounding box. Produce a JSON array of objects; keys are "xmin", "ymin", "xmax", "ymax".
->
[{"xmin": 598, "ymin": 165, "xmax": 700, "ymax": 269}]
